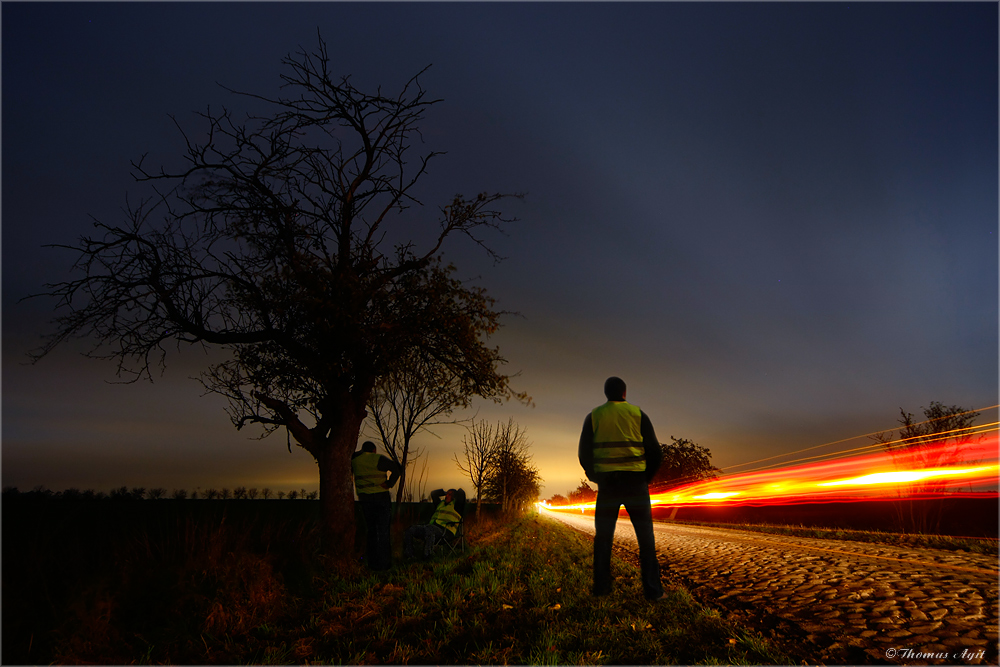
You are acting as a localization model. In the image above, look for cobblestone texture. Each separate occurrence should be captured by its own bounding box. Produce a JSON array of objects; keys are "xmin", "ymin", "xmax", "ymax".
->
[{"xmin": 546, "ymin": 510, "xmax": 998, "ymax": 665}]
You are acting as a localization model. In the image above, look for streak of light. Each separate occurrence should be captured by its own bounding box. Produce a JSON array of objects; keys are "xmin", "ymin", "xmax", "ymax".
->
[
  {"xmin": 817, "ymin": 467, "xmax": 995, "ymax": 487},
  {"xmin": 540, "ymin": 431, "xmax": 998, "ymax": 512}
]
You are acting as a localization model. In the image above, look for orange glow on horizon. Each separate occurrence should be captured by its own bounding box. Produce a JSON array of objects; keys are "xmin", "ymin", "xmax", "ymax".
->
[{"xmin": 539, "ymin": 432, "xmax": 998, "ymax": 512}]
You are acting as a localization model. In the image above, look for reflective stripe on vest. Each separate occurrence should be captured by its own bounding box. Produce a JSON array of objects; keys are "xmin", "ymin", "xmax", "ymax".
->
[
  {"xmin": 590, "ymin": 401, "xmax": 646, "ymax": 473},
  {"xmin": 351, "ymin": 451, "xmax": 386, "ymax": 495},
  {"xmin": 431, "ymin": 500, "xmax": 462, "ymax": 535}
]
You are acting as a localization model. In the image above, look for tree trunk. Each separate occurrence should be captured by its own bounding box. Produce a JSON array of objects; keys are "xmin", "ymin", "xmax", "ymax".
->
[
  {"xmin": 316, "ymin": 406, "xmax": 367, "ymax": 561},
  {"xmin": 395, "ymin": 437, "xmax": 411, "ymax": 504}
]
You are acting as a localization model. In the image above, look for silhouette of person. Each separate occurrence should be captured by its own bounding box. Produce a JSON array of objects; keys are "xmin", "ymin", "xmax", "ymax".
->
[
  {"xmin": 578, "ymin": 376, "xmax": 665, "ymax": 600},
  {"xmin": 351, "ymin": 441, "xmax": 401, "ymax": 571},
  {"xmin": 403, "ymin": 488, "xmax": 466, "ymax": 558}
]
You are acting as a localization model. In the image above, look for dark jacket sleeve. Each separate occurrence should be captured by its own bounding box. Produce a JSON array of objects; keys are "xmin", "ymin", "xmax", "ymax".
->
[
  {"xmin": 430, "ymin": 488, "xmax": 444, "ymax": 505},
  {"xmin": 377, "ymin": 455, "xmax": 402, "ymax": 489},
  {"xmin": 578, "ymin": 414, "xmax": 599, "ymax": 483},
  {"xmin": 640, "ymin": 411, "xmax": 662, "ymax": 482},
  {"xmin": 454, "ymin": 488, "xmax": 467, "ymax": 516}
]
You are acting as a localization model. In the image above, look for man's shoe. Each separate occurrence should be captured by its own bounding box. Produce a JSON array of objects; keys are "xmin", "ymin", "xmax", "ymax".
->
[{"xmin": 648, "ymin": 591, "xmax": 668, "ymax": 602}]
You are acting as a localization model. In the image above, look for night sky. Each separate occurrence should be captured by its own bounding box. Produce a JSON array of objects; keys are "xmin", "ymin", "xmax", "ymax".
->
[{"xmin": 3, "ymin": 2, "xmax": 997, "ymax": 500}]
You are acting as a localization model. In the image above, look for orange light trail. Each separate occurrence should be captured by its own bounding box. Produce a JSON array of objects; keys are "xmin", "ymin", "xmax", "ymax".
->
[{"xmin": 540, "ymin": 431, "xmax": 998, "ymax": 512}]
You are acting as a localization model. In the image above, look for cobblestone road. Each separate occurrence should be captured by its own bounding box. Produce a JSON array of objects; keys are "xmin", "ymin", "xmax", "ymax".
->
[{"xmin": 543, "ymin": 508, "xmax": 999, "ymax": 665}]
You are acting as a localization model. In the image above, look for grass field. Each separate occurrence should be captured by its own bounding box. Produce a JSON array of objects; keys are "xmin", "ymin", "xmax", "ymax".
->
[{"xmin": 2, "ymin": 497, "xmax": 793, "ymax": 665}]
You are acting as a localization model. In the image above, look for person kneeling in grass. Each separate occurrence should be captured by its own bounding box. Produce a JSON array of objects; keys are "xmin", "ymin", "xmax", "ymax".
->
[{"xmin": 403, "ymin": 488, "xmax": 466, "ymax": 558}]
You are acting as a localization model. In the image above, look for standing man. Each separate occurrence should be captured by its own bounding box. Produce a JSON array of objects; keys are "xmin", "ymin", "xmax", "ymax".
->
[
  {"xmin": 351, "ymin": 441, "xmax": 401, "ymax": 571},
  {"xmin": 579, "ymin": 376, "xmax": 665, "ymax": 600}
]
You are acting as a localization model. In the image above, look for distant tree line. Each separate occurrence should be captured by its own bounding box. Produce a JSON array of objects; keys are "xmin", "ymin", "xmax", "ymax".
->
[{"xmin": 1, "ymin": 485, "xmax": 319, "ymax": 500}]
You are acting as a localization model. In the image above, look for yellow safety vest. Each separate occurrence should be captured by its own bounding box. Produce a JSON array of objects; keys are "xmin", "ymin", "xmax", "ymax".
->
[
  {"xmin": 431, "ymin": 500, "xmax": 462, "ymax": 535},
  {"xmin": 352, "ymin": 451, "xmax": 386, "ymax": 495},
  {"xmin": 591, "ymin": 401, "xmax": 646, "ymax": 473}
]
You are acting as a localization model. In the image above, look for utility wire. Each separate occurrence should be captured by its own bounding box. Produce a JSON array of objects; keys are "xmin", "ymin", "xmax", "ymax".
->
[{"xmin": 716, "ymin": 405, "xmax": 998, "ymax": 476}]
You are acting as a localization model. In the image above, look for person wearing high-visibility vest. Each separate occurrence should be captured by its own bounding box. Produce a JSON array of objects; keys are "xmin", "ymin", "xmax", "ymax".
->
[
  {"xmin": 403, "ymin": 487, "xmax": 466, "ymax": 559},
  {"xmin": 351, "ymin": 441, "xmax": 401, "ymax": 571},
  {"xmin": 578, "ymin": 376, "xmax": 665, "ymax": 600}
]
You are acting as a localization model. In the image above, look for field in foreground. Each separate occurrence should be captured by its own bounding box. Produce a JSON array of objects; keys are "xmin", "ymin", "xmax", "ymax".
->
[{"xmin": 2, "ymin": 499, "xmax": 792, "ymax": 665}]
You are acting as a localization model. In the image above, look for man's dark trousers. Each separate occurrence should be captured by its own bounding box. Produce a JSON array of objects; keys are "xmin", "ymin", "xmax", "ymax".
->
[
  {"xmin": 593, "ymin": 471, "xmax": 663, "ymax": 599},
  {"xmin": 359, "ymin": 494, "xmax": 392, "ymax": 570}
]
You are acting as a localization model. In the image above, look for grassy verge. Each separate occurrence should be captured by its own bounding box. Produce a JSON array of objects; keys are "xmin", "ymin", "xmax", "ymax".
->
[
  {"xmin": 300, "ymin": 512, "xmax": 792, "ymax": 665},
  {"xmin": 661, "ymin": 519, "xmax": 999, "ymax": 556},
  {"xmin": 7, "ymin": 503, "xmax": 793, "ymax": 664}
]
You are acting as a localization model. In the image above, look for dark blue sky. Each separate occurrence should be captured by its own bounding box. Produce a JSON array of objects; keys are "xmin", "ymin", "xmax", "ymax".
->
[{"xmin": 3, "ymin": 2, "xmax": 997, "ymax": 498}]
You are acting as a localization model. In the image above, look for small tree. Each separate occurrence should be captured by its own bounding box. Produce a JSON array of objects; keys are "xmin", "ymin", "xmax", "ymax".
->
[
  {"xmin": 367, "ymin": 348, "xmax": 475, "ymax": 503},
  {"xmin": 454, "ymin": 418, "xmax": 498, "ymax": 518},
  {"xmin": 481, "ymin": 419, "xmax": 536, "ymax": 514},
  {"xmin": 649, "ymin": 436, "xmax": 720, "ymax": 491},
  {"xmin": 567, "ymin": 479, "xmax": 596, "ymax": 504},
  {"xmin": 402, "ymin": 454, "xmax": 431, "ymax": 504},
  {"xmin": 872, "ymin": 402, "xmax": 981, "ymax": 533}
]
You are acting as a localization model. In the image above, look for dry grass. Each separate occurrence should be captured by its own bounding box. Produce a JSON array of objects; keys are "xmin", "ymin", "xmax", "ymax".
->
[{"xmin": 5, "ymin": 500, "xmax": 790, "ymax": 665}]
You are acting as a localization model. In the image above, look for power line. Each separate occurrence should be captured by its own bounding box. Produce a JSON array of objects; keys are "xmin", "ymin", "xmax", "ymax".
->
[{"xmin": 716, "ymin": 405, "xmax": 999, "ymax": 477}]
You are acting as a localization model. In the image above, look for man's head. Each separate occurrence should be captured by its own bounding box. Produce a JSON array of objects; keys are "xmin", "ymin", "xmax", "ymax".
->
[
  {"xmin": 361, "ymin": 441, "xmax": 377, "ymax": 453},
  {"xmin": 445, "ymin": 489, "xmax": 456, "ymax": 503},
  {"xmin": 604, "ymin": 376, "xmax": 627, "ymax": 401}
]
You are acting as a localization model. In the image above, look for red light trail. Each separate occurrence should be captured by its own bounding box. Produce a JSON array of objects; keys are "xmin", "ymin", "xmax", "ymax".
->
[{"xmin": 541, "ymin": 424, "xmax": 998, "ymax": 512}]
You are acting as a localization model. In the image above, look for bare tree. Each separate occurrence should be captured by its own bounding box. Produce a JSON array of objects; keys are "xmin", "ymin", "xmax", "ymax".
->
[
  {"xmin": 27, "ymin": 34, "xmax": 526, "ymax": 560},
  {"xmin": 403, "ymin": 452, "xmax": 430, "ymax": 504},
  {"xmin": 467, "ymin": 417, "xmax": 536, "ymax": 514},
  {"xmin": 367, "ymin": 348, "xmax": 474, "ymax": 503},
  {"xmin": 454, "ymin": 418, "xmax": 498, "ymax": 518}
]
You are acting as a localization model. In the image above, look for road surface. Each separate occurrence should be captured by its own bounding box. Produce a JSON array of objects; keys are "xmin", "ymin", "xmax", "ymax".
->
[{"xmin": 542, "ymin": 507, "xmax": 998, "ymax": 665}]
